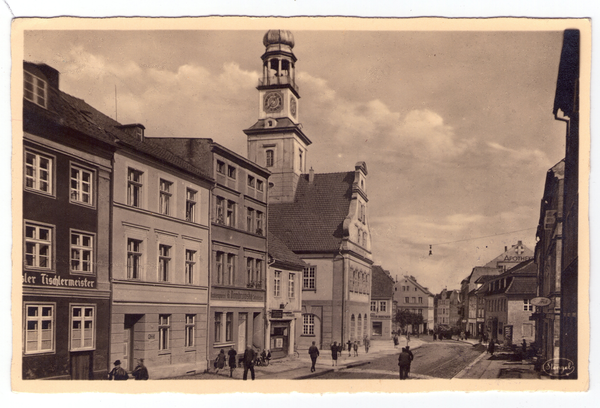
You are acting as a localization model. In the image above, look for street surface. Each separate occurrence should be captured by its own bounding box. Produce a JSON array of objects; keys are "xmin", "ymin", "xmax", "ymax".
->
[{"xmin": 317, "ymin": 341, "xmax": 484, "ymax": 379}]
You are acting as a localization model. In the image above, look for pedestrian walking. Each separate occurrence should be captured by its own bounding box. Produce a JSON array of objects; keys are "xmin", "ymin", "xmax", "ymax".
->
[
  {"xmin": 433, "ymin": 332, "xmax": 437, "ymax": 341},
  {"xmin": 108, "ymin": 360, "xmax": 129, "ymax": 380},
  {"xmin": 227, "ymin": 346, "xmax": 237, "ymax": 378},
  {"xmin": 132, "ymin": 358, "xmax": 149, "ymax": 380},
  {"xmin": 393, "ymin": 333, "xmax": 399, "ymax": 347},
  {"xmin": 398, "ymin": 347, "xmax": 411, "ymax": 380},
  {"xmin": 214, "ymin": 349, "xmax": 226, "ymax": 374},
  {"xmin": 364, "ymin": 336, "xmax": 370, "ymax": 353},
  {"xmin": 406, "ymin": 332, "xmax": 410, "ymax": 343},
  {"xmin": 309, "ymin": 341, "xmax": 320, "ymax": 372},
  {"xmin": 488, "ymin": 339, "xmax": 495, "ymax": 356},
  {"xmin": 337, "ymin": 342, "xmax": 343, "ymax": 358},
  {"xmin": 347, "ymin": 340, "xmax": 353, "ymax": 357},
  {"xmin": 242, "ymin": 346, "xmax": 257, "ymax": 380},
  {"xmin": 353, "ymin": 341, "xmax": 359, "ymax": 357},
  {"xmin": 406, "ymin": 346, "xmax": 414, "ymax": 378},
  {"xmin": 330, "ymin": 341, "xmax": 338, "ymax": 366},
  {"xmin": 521, "ymin": 339, "xmax": 527, "ymax": 355}
]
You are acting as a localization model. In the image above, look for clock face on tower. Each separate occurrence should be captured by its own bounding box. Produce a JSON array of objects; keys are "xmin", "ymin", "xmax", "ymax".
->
[
  {"xmin": 290, "ymin": 96, "xmax": 297, "ymax": 117},
  {"xmin": 264, "ymin": 91, "xmax": 283, "ymax": 113}
]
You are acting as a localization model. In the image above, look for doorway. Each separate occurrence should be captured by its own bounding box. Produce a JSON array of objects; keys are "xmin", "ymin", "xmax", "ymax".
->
[
  {"xmin": 124, "ymin": 314, "xmax": 142, "ymax": 371},
  {"xmin": 70, "ymin": 351, "xmax": 92, "ymax": 380}
]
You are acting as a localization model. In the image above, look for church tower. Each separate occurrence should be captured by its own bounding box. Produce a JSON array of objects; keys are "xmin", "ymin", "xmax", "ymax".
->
[{"xmin": 244, "ymin": 30, "xmax": 312, "ymax": 203}]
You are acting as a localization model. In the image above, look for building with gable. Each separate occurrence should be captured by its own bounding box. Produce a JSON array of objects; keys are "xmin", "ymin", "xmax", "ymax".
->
[
  {"xmin": 435, "ymin": 289, "xmax": 462, "ymax": 329},
  {"xmin": 393, "ymin": 275, "xmax": 435, "ymax": 334},
  {"xmin": 244, "ymin": 30, "xmax": 374, "ymax": 350},
  {"xmin": 370, "ymin": 266, "xmax": 395, "ymax": 340}
]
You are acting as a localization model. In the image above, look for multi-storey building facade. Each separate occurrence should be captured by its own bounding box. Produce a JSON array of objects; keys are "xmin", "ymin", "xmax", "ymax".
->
[
  {"xmin": 150, "ymin": 138, "xmax": 270, "ymax": 359},
  {"xmin": 245, "ymin": 30, "xmax": 373, "ymax": 350},
  {"xmin": 393, "ymin": 275, "xmax": 434, "ymax": 333},
  {"xmin": 370, "ymin": 266, "xmax": 394, "ymax": 340},
  {"xmin": 435, "ymin": 289, "xmax": 461, "ymax": 329},
  {"xmin": 22, "ymin": 62, "xmax": 114, "ymax": 379}
]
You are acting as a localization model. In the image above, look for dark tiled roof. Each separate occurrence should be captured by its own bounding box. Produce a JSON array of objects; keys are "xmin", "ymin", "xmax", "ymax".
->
[
  {"xmin": 269, "ymin": 172, "xmax": 354, "ymax": 253},
  {"xmin": 371, "ymin": 265, "xmax": 394, "ymax": 298},
  {"xmin": 474, "ymin": 274, "xmax": 496, "ymax": 284},
  {"xmin": 268, "ymin": 231, "xmax": 307, "ymax": 270},
  {"xmin": 505, "ymin": 277, "xmax": 537, "ymax": 295}
]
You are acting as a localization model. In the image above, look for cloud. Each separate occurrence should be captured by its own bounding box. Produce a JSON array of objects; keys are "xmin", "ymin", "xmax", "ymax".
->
[{"xmin": 486, "ymin": 141, "xmax": 552, "ymax": 168}]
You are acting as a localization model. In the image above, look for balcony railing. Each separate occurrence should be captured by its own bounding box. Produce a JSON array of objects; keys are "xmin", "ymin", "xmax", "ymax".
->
[{"xmin": 258, "ymin": 76, "xmax": 298, "ymax": 92}]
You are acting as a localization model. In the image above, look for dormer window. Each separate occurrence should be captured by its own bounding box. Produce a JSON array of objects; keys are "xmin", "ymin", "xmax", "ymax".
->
[
  {"xmin": 135, "ymin": 127, "xmax": 144, "ymax": 141},
  {"xmin": 24, "ymin": 71, "xmax": 47, "ymax": 108}
]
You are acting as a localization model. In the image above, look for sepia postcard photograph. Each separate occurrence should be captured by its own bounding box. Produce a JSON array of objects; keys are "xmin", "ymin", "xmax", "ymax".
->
[{"xmin": 8, "ymin": 12, "xmax": 591, "ymax": 399}]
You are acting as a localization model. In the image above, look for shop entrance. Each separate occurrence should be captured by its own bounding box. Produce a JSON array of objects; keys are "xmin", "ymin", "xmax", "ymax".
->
[
  {"xmin": 270, "ymin": 321, "xmax": 290, "ymax": 359},
  {"xmin": 70, "ymin": 351, "xmax": 92, "ymax": 379}
]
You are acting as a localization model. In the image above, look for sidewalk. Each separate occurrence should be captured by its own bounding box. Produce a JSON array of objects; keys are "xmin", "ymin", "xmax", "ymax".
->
[
  {"xmin": 454, "ymin": 350, "xmax": 543, "ymax": 379},
  {"xmin": 205, "ymin": 337, "xmax": 424, "ymax": 380}
]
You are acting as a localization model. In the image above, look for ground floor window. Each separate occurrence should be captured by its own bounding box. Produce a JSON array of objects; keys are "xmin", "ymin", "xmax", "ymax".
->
[
  {"xmin": 372, "ymin": 321, "xmax": 383, "ymax": 336},
  {"xmin": 185, "ymin": 314, "xmax": 195, "ymax": 348},
  {"xmin": 302, "ymin": 314, "xmax": 315, "ymax": 335},
  {"xmin": 70, "ymin": 305, "xmax": 95, "ymax": 351},
  {"xmin": 24, "ymin": 304, "xmax": 54, "ymax": 354},
  {"xmin": 159, "ymin": 315, "xmax": 170, "ymax": 351}
]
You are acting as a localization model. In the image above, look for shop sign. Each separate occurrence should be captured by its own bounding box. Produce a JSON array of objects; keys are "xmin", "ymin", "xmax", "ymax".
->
[
  {"xmin": 23, "ymin": 272, "xmax": 96, "ymax": 288},
  {"xmin": 271, "ymin": 309, "xmax": 283, "ymax": 318},
  {"xmin": 211, "ymin": 287, "xmax": 265, "ymax": 301},
  {"xmin": 531, "ymin": 297, "xmax": 552, "ymax": 307}
]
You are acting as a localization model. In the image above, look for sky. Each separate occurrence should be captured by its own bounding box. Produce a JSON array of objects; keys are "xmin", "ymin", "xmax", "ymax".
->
[{"xmin": 23, "ymin": 26, "xmax": 568, "ymax": 294}]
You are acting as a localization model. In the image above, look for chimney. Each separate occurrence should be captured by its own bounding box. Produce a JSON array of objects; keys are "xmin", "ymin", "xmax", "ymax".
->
[
  {"xmin": 517, "ymin": 240, "xmax": 523, "ymax": 246},
  {"xmin": 308, "ymin": 167, "xmax": 315, "ymax": 183},
  {"xmin": 505, "ymin": 246, "xmax": 508, "ymax": 252}
]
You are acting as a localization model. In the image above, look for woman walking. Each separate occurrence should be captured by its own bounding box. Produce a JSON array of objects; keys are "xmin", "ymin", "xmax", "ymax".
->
[
  {"xmin": 330, "ymin": 341, "xmax": 338, "ymax": 366},
  {"xmin": 214, "ymin": 349, "xmax": 226, "ymax": 374},
  {"xmin": 227, "ymin": 346, "xmax": 237, "ymax": 378}
]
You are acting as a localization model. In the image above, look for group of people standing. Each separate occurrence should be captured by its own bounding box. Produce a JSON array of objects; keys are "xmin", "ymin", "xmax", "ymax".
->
[
  {"xmin": 213, "ymin": 345, "xmax": 269, "ymax": 380},
  {"xmin": 108, "ymin": 358, "xmax": 149, "ymax": 381},
  {"xmin": 397, "ymin": 346, "xmax": 414, "ymax": 380}
]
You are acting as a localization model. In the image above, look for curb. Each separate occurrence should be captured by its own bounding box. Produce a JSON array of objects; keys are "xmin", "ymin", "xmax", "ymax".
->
[{"xmin": 452, "ymin": 350, "xmax": 488, "ymax": 379}]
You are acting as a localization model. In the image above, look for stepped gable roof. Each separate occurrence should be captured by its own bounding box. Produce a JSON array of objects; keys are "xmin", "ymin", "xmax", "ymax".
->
[
  {"xmin": 268, "ymin": 231, "xmax": 307, "ymax": 271},
  {"xmin": 269, "ymin": 171, "xmax": 354, "ymax": 253},
  {"xmin": 371, "ymin": 265, "xmax": 395, "ymax": 298}
]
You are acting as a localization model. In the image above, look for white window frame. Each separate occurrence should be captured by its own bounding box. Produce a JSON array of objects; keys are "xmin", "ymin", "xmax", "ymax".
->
[
  {"xmin": 303, "ymin": 266, "xmax": 316, "ymax": 290},
  {"xmin": 24, "ymin": 150, "xmax": 54, "ymax": 196},
  {"xmin": 214, "ymin": 312, "xmax": 222, "ymax": 343},
  {"xmin": 158, "ymin": 244, "xmax": 171, "ymax": 282},
  {"xmin": 70, "ymin": 304, "xmax": 96, "ymax": 351},
  {"xmin": 216, "ymin": 251, "xmax": 224, "ymax": 285},
  {"xmin": 216, "ymin": 160, "xmax": 226, "ymax": 175},
  {"xmin": 24, "ymin": 303, "xmax": 55, "ymax": 354},
  {"xmin": 247, "ymin": 207, "xmax": 255, "ymax": 233},
  {"xmin": 303, "ymin": 314, "xmax": 315, "ymax": 336},
  {"xmin": 127, "ymin": 238, "xmax": 143, "ymax": 280},
  {"xmin": 186, "ymin": 188, "xmax": 197, "ymax": 222},
  {"xmin": 274, "ymin": 270, "xmax": 281, "ymax": 297},
  {"xmin": 159, "ymin": 179, "xmax": 173, "ymax": 215},
  {"xmin": 158, "ymin": 315, "xmax": 170, "ymax": 351},
  {"xmin": 379, "ymin": 301, "xmax": 387, "ymax": 312},
  {"xmin": 288, "ymin": 273, "xmax": 295, "ymax": 299},
  {"xmin": 226, "ymin": 254, "xmax": 235, "ymax": 286},
  {"xmin": 24, "ymin": 221, "xmax": 53, "ymax": 271},
  {"xmin": 70, "ymin": 164, "xmax": 94, "ymax": 207},
  {"xmin": 70, "ymin": 230, "xmax": 94, "ymax": 274},
  {"xmin": 185, "ymin": 249, "xmax": 196, "ymax": 285},
  {"xmin": 256, "ymin": 211, "xmax": 264, "ymax": 235},
  {"xmin": 370, "ymin": 301, "xmax": 377, "ymax": 312},
  {"xmin": 226, "ymin": 200, "xmax": 236, "ymax": 227},
  {"xmin": 247, "ymin": 175, "xmax": 255, "ymax": 188},
  {"xmin": 127, "ymin": 168, "xmax": 143, "ymax": 208},
  {"xmin": 524, "ymin": 299, "xmax": 533, "ymax": 312},
  {"xmin": 24, "ymin": 70, "xmax": 47, "ymax": 108},
  {"xmin": 185, "ymin": 314, "xmax": 195, "ymax": 348}
]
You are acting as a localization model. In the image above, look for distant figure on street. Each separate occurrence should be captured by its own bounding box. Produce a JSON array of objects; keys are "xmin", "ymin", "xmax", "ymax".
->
[
  {"xmin": 309, "ymin": 341, "xmax": 320, "ymax": 372},
  {"xmin": 364, "ymin": 336, "xmax": 370, "ymax": 353},
  {"xmin": 398, "ymin": 347, "xmax": 411, "ymax": 380},
  {"xmin": 330, "ymin": 341, "xmax": 338, "ymax": 366},
  {"xmin": 393, "ymin": 333, "xmax": 399, "ymax": 347},
  {"xmin": 214, "ymin": 349, "xmax": 226, "ymax": 374},
  {"xmin": 406, "ymin": 346, "xmax": 414, "ymax": 378},
  {"xmin": 227, "ymin": 346, "xmax": 237, "ymax": 378},
  {"xmin": 132, "ymin": 358, "xmax": 149, "ymax": 380},
  {"xmin": 488, "ymin": 339, "xmax": 495, "ymax": 356},
  {"xmin": 337, "ymin": 342, "xmax": 343, "ymax": 357},
  {"xmin": 406, "ymin": 332, "xmax": 410, "ymax": 343},
  {"xmin": 242, "ymin": 346, "xmax": 257, "ymax": 380},
  {"xmin": 522, "ymin": 339, "xmax": 527, "ymax": 355},
  {"xmin": 108, "ymin": 360, "xmax": 129, "ymax": 380},
  {"xmin": 433, "ymin": 332, "xmax": 437, "ymax": 341},
  {"xmin": 353, "ymin": 341, "xmax": 359, "ymax": 357},
  {"xmin": 347, "ymin": 340, "xmax": 353, "ymax": 356}
]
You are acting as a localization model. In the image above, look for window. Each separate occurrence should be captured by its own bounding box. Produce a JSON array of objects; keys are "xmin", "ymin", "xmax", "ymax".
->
[
  {"xmin": 227, "ymin": 165, "xmax": 236, "ymax": 179},
  {"xmin": 226, "ymin": 200, "xmax": 236, "ymax": 227},
  {"xmin": 370, "ymin": 301, "xmax": 377, "ymax": 312},
  {"xmin": 25, "ymin": 151, "xmax": 52, "ymax": 194},
  {"xmin": 380, "ymin": 301, "xmax": 387, "ymax": 312},
  {"xmin": 70, "ymin": 232, "xmax": 93, "ymax": 273},
  {"xmin": 25, "ymin": 223, "xmax": 52, "ymax": 269},
  {"xmin": 266, "ymin": 150, "xmax": 274, "ymax": 167},
  {"xmin": 70, "ymin": 165, "xmax": 93, "ymax": 205},
  {"xmin": 303, "ymin": 266, "xmax": 316, "ymax": 290},
  {"xmin": 158, "ymin": 245, "xmax": 171, "ymax": 282},
  {"xmin": 186, "ymin": 189, "xmax": 197, "ymax": 222},
  {"xmin": 415, "ymin": 287, "xmax": 418, "ymax": 291},
  {"xmin": 255, "ymin": 260, "xmax": 263, "ymax": 287},
  {"xmin": 216, "ymin": 197, "xmax": 225, "ymax": 224},
  {"xmin": 405, "ymin": 297, "xmax": 409, "ymax": 304},
  {"xmin": 417, "ymin": 309, "xmax": 422, "ymax": 315},
  {"xmin": 24, "ymin": 304, "xmax": 54, "ymax": 354},
  {"xmin": 274, "ymin": 270, "xmax": 281, "ymax": 297},
  {"xmin": 302, "ymin": 314, "xmax": 315, "ymax": 335},
  {"xmin": 299, "ymin": 150, "xmax": 303, "ymax": 172},
  {"xmin": 226, "ymin": 254, "xmax": 235, "ymax": 285},
  {"xmin": 70, "ymin": 306, "xmax": 94, "ymax": 351},
  {"xmin": 24, "ymin": 71, "xmax": 47, "ymax": 108},
  {"xmin": 127, "ymin": 238, "xmax": 142, "ymax": 279},
  {"xmin": 247, "ymin": 208, "xmax": 254, "ymax": 233},
  {"xmin": 214, "ymin": 312, "xmax": 222, "ymax": 342},
  {"xmin": 256, "ymin": 211, "xmax": 264, "ymax": 235},
  {"xmin": 256, "ymin": 180, "xmax": 264, "ymax": 192},
  {"xmin": 226, "ymin": 313, "xmax": 233, "ymax": 342},
  {"xmin": 158, "ymin": 315, "xmax": 170, "ymax": 351},
  {"xmin": 217, "ymin": 160, "xmax": 225, "ymax": 174},
  {"xmin": 288, "ymin": 273, "xmax": 295, "ymax": 298},
  {"xmin": 418, "ymin": 297, "xmax": 423, "ymax": 304},
  {"xmin": 185, "ymin": 250, "xmax": 196, "ymax": 284},
  {"xmin": 159, "ymin": 179, "xmax": 172, "ymax": 215},
  {"xmin": 127, "ymin": 168, "xmax": 143, "ymax": 207},
  {"xmin": 524, "ymin": 299, "xmax": 533, "ymax": 312},
  {"xmin": 246, "ymin": 257, "xmax": 253, "ymax": 285},
  {"xmin": 248, "ymin": 175, "xmax": 255, "ymax": 188},
  {"xmin": 216, "ymin": 252, "xmax": 224, "ymax": 284},
  {"xmin": 185, "ymin": 315, "xmax": 195, "ymax": 348}
]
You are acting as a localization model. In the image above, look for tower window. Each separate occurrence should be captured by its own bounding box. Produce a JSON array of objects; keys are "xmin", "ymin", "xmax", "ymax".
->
[
  {"xmin": 299, "ymin": 150, "xmax": 303, "ymax": 172},
  {"xmin": 266, "ymin": 150, "xmax": 274, "ymax": 167}
]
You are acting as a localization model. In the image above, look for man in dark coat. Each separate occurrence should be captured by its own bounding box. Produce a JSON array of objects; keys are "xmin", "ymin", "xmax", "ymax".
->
[
  {"xmin": 227, "ymin": 346, "xmax": 237, "ymax": 378},
  {"xmin": 330, "ymin": 341, "xmax": 338, "ymax": 366},
  {"xmin": 132, "ymin": 358, "xmax": 149, "ymax": 380},
  {"xmin": 309, "ymin": 341, "xmax": 320, "ymax": 372},
  {"xmin": 108, "ymin": 360, "xmax": 129, "ymax": 380},
  {"xmin": 488, "ymin": 339, "xmax": 495, "ymax": 356},
  {"xmin": 405, "ymin": 346, "xmax": 414, "ymax": 378},
  {"xmin": 398, "ymin": 348, "xmax": 411, "ymax": 380},
  {"xmin": 347, "ymin": 339, "xmax": 353, "ymax": 356},
  {"xmin": 242, "ymin": 346, "xmax": 257, "ymax": 380}
]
